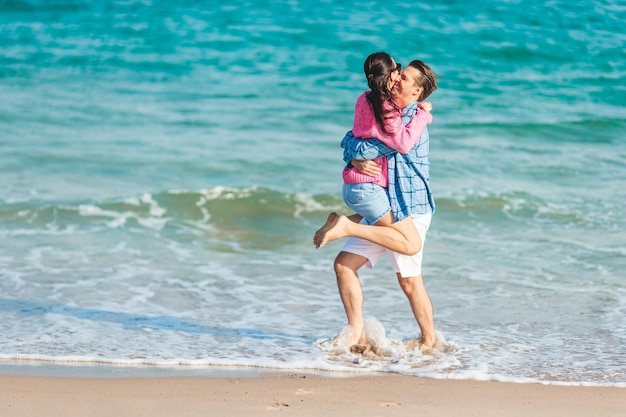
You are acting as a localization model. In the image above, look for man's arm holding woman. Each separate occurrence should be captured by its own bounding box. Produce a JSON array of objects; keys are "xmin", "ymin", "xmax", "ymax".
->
[{"xmin": 342, "ymin": 101, "xmax": 429, "ymax": 175}]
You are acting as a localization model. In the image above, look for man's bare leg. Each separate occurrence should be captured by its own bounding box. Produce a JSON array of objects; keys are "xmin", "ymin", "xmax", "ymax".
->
[
  {"xmin": 314, "ymin": 212, "xmax": 422, "ymax": 255},
  {"xmin": 397, "ymin": 274, "xmax": 436, "ymax": 349},
  {"xmin": 334, "ymin": 251, "xmax": 370, "ymax": 349}
]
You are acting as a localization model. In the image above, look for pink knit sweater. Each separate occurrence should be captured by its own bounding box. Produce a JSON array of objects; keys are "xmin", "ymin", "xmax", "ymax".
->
[{"xmin": 342, "ymin": 91, "xmax": 433, "ymax": 188}]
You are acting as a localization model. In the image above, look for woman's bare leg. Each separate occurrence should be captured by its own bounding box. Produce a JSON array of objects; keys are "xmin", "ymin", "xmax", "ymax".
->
[{"xmin": 314, "ymin": 212, "xmax": 421, "ymax": 255}]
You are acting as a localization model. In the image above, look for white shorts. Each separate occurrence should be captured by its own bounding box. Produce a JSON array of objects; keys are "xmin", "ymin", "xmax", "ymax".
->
[{"xmin": 340, "ymin": 213, "xmax": 432, "ymax": 278}]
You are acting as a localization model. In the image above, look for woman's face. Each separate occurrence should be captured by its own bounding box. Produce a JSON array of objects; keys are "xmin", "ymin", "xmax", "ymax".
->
[{"xmin": 388, "ymin": 59, "xmax": 401, "ymax": 90}]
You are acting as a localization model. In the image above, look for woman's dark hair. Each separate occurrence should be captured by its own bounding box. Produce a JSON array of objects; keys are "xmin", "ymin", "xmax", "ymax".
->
[
  {"xmin": 363, "ymin": 52, "xmax": 398, "ymax": 134},
  {"xmin": 407, "ymin": 60, "xmax": 438, "ymax": 101}
]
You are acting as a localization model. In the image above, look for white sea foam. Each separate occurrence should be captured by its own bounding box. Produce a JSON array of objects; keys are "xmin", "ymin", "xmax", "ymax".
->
[{"xmin": 77, "ymin": 202, "xmax": 169, "ymax": 230}]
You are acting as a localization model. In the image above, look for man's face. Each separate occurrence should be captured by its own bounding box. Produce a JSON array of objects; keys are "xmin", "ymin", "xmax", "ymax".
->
[{"xmin": 393, "ymin": 66, "xmax": 421, "ymax": 107}]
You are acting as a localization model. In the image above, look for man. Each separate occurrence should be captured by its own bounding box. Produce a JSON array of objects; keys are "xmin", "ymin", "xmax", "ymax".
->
[{"xmin": 332, "ymin": 60, "xmax": 438, "ymax": 352}]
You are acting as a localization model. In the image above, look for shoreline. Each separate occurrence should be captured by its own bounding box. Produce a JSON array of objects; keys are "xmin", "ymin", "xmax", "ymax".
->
[
  {"xmin": 0, "ymin": 360, "xmax": 624, "ymax": 387},
  {"xmin": 1, "ymin": 372, "xmax": 625, "ymax": 417}
]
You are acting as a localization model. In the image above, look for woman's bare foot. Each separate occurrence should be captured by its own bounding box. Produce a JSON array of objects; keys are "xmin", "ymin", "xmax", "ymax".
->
[
  {"xmin": 313, "ymin": 213, "xmax": 352, "ymax": 248},
  {"xmin": 313, "ymin": 212, "xmax": 337, "ymax": 248}
]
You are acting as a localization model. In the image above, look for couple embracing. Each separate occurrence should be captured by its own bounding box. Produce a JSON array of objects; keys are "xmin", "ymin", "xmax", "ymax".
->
[{"xmin": 314, "ymin": 52, "xmax": 438, "ymax": 353}]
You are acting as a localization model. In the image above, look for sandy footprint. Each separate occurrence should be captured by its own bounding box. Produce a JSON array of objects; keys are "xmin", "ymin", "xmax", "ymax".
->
[{"xmin": 267, "ymin": 401, "xmax": 290, "ymax": 410}]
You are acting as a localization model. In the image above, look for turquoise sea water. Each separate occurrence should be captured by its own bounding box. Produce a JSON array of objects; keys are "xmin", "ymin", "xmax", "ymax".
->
[{"xmin": 1, "ymin": 0, "xmax": 625, "ymax": 385}]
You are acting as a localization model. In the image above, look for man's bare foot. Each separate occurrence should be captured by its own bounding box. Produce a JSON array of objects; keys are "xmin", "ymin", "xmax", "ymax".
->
[
  {"xmin": 349, "ymin": 344, "xmax": 371, "ymax": 355},
  {"xmin": 313, "ymin": 212, "xmax": 351, "ymax": 248},
  {"xmin": 419, "ymin": 343, "xmax": 434, "ymax": 354},
  {"xmin": 407, "ymin": 338, "xmax": 434, "ymax": 353}
]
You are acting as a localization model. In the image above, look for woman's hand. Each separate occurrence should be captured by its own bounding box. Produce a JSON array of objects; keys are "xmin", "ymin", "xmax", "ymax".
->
[
  {"xmin": 351, "ymin": 159, "xmax": 382, "ymax": 177},
  {"xmin": 419, "ymin": 101, "xmax": 432, "ymax": 112}
]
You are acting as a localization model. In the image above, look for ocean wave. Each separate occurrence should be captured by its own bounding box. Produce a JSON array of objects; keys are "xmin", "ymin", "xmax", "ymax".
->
[
  {"xmin": 2, "ymin": 186, "xmax": 612, "ymax": 236},
  {"xmin": 0, "ymin": 186, "xmax": 344, "ymax": 249},
  {"xmin": 435, "ymin": 191, "xmax": 591, "ymax": 227}
]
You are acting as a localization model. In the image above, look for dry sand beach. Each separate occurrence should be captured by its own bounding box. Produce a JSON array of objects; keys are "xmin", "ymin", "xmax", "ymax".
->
[{"xmin": 1, "ymin": 373, "xmax": 624, "ymax": 417}]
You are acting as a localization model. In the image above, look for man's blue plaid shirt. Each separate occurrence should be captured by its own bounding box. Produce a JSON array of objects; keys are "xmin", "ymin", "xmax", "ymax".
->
[{"xmin": 341, "ymin": 102, "xmax": 435, "ymax": 222}]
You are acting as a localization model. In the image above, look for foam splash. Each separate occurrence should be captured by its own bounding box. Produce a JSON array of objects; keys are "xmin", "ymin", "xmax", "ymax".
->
[{"xmin": 316, "ymin": 319, "xmax": 452, "ymax": 372}]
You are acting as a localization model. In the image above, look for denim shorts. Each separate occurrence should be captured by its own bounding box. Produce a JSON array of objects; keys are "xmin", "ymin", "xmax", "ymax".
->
[{"xmin": 342, "ymin": 182, "xmax": 391, "ymax": 225}]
